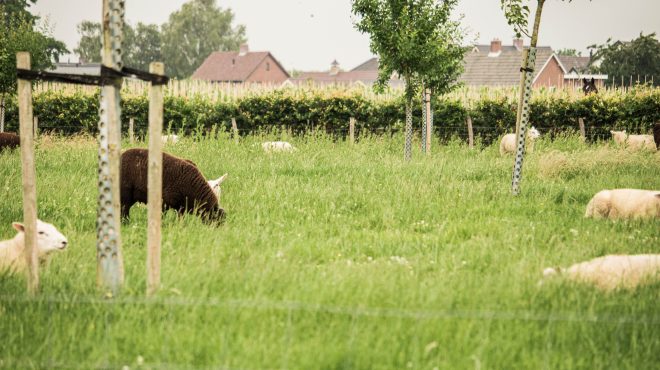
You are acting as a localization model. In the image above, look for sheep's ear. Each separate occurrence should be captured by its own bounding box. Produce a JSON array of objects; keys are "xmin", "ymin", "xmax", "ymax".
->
[
  {"xmin": 217, "ymin": 173, "xmax": 228, "ymax": 185},
  {"xmin": 12, "ymin": 222, "xmax": 25, "ymax": 232}
]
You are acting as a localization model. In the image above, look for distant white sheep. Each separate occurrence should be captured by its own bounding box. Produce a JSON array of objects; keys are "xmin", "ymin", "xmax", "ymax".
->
[
  {"xmin": 499, "ymin": 127, "xmax": 540, "ymax": 155},
  {"xmin": 262, "ymin": 141, "xmax": 296, "ymax": 153},
  {"xmin": 610, "ymin": 130, "xmax": 656, "ymax": 151},
  {"xmin": 0, "ymin": 219, "xmax": 68, "ymax": 273},
  {"xmin": 161, "ymin": 134, "xmax": 180, "ymax": 144},
  {"xmin": 543, "ymin": 254, "xmax": 660, "ymax": 291},
  {"xmin": 585, "ymin": 189, "xmax": 660, "ymax": 220}
]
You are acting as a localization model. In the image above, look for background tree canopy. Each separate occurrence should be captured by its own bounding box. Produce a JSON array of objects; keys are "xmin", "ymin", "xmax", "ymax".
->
[
  {"xmin": 160, "ymin": 0, "xmax": 246, "ymax": 78},
  {"xmin": 73, "ymin": 0, "xmax": 246, "ymax": 79},
  {"xmin": 0, "ymin": 0, "xmax": 67, "ymax": 96},
  {"xmin": 589, "ymin": 33, "xmax": 660, "ymax": 86}
]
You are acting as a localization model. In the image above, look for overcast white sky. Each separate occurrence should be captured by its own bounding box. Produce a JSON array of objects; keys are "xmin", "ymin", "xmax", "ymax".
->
[{"xmin": 31, "ymin": 0, "xmax": 660, "ymax": 72}]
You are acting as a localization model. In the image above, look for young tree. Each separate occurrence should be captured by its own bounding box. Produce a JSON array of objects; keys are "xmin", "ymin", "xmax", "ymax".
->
[
  {"xmin": 161, "ymin": 0, "xmax": 246, "ymax": 78},
  {"xmin": 352, "ymin": 0, "xmax": 465, "ymax": 160},
  {"xmin": 589, "ymin": 33, "xmax": 660, "ymax": 86}
]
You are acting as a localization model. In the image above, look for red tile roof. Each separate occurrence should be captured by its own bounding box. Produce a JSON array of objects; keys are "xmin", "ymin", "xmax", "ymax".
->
[{"xmin": 192, "ymin": 51, "xmax": 289, "ymax": 82}]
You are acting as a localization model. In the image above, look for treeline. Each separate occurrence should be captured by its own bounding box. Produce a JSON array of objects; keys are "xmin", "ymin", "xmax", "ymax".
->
[{"xmin": 3, "ymin": 88, "xmax": 659, "ymax": 143}]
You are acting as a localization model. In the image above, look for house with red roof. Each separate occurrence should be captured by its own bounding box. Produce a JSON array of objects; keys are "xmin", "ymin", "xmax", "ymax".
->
[
  {"xmin": 289, "ymin": 39, "xmax": 606, "ymax": 89},
  {"xmin": 192, "ymin": 44, "xmax": 290, "ymax": 83}
]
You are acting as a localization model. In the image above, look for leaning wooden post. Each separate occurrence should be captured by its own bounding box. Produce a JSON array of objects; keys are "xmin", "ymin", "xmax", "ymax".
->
[
  {"xmin": 425, "ymin": 88, "xmax": 432, "ymax": 154},
  {"xmin": 349, "ymin": 117, "xmax": 355, "ymax": 144},
  {"xmin": 578, "ymin": 117, "xmax": 586, "ymax": 142},
  {"xmin": 231, "ymin": 117, "xmax": 239, "ymax": 143},
  {"xmin": 511, "ymin": 0, "xmax": 545, "ymax": 196},
  {"xmin": 17, "ymin": 52, "xmax": 39, "ymax": 294},
  {"xmin": 466, "ymin": 115, "xmax": 474, "ymax": 149},
  {"xmin": 96, "ymin": 0, "xmax": 125, "ymax": 295},
  {"xmin": 146, "ymin": 62, "xmax": 164, "ymax": 296},
  {"xmin": 129, "ymin": 117, "xmax": 135, "ymax": 143}
]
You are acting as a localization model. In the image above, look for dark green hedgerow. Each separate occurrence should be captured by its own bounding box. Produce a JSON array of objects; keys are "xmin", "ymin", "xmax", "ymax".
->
[{"xmin": 3, "ymin": 88, "xmax": 659, "ymax": 142}]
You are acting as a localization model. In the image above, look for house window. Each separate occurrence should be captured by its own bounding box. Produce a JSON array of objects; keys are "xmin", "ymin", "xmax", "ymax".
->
[{"xmin": 266, "ymin": 62, "xmax": 270, "ymax": 71}]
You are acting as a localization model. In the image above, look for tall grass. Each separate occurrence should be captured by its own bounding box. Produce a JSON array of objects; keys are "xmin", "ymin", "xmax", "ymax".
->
[{"xmin": 0, "ymin": 132, "xmax": 658, "ymax": 369}]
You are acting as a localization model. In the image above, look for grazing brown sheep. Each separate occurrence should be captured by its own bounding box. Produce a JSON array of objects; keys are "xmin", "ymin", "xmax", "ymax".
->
[
  {"xmin": 0, "ymin": 132, "xmax": 20, "ymax": 151},
  {"xmin": 120, "ymin": 148, "xmax": 225, "ymax": 223}
]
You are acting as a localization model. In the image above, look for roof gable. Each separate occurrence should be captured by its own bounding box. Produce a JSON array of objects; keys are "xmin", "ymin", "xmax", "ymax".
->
[{"xmin": 193, "ymin": 51, "xmax": 289, "ymax": 82}]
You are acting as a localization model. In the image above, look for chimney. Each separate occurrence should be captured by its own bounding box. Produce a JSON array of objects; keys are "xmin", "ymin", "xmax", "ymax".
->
[
  {"xmin": 513, "ymin": 38, "xmax": 524, "ymax": 51},
  {"xmin": 489, "ymin": 38, "xmax": 502, "ymax": 56},
  {"xmin": 238, "ymin": 44, "xmax": 249, "ymax": 56},
  {"xmin": 329, "ymin": 60, "xmax": 340, "ymax": 76}
]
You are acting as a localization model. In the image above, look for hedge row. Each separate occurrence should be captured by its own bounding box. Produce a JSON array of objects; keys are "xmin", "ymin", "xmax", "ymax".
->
[{"xmin": 3, "ymin": 88, "xmax": 659, "ymax": 143}]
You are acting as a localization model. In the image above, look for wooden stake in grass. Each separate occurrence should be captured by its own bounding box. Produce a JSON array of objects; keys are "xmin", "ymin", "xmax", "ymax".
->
[
  {"xmin": 147, "ymin": 62, "xmax": 164, "ymax": 297},
  {"xmin": 425, "ymin": 89, "xmax": 432, "ymax": 154},
  {"xmin": 231, "ymin": 117, "xmax": 239, "ymax": 143},
  {"xmin": 33, "ymin": 116, "xmax": 38, "ymax": 138},
  {"xmin": 578, "ymin": 117, "xmax": 586, "ymax": 142},
  {"xmin": 129, "ymin": 117, "xmax": 135, "ymax": 143},
  {"xmin": 17, "ymin": 52, "xmax": 39, "ymax": 294},
  {"xmin": 466, "ymin": 115, "xmax": 474, "ymax": 149},
  {"xmin": 349, "ymin": 117, "xmax": 355, "ymax": 145}
]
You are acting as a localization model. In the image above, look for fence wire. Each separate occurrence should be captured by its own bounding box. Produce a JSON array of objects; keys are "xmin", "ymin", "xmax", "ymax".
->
[{"xmin": 1, "ymin": 294, "xmax": 658, "ymax": 325}]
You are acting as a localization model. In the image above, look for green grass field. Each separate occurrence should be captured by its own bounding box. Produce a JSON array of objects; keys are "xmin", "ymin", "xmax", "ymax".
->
[{"xmin": 1, "ymin": 132, "xmax": 659, "ymax": 369}]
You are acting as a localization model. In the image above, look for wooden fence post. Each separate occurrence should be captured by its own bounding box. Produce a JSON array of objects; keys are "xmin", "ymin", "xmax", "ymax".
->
[
  {"xmin": 33, "ymin": 116, "xmax": 38, "ymax": 138},
  {"xmin": 578, "ymin": 117, "xmax": 586, "ymax": 142},
  {"xmin": 349, "ymin": 117, "xmax": 355, "ymax": 144},
  {"xmin": 129, "ymin": 117, "xmax": 135, "ymax": 143},
  {"xmin": 467, "ymin": 115, "xmax": 474, "ymax": 149},
  {"xmin": 17, "ymin": 52, "xmax": 39, "ymax": 294},
  {"xmin": 147, "ymin": 62, "xmax": 164, "ymax": 297},
  {"xmin": 425, "ymin": 89, "xmax": 432, "ymax": 154},
  {"xmin": 231, "ymin": 117, "xmax": 239, "ymax": 143}
]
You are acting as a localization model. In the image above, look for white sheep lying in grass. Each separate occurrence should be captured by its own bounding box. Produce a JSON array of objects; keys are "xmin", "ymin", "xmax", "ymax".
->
[
  {"xmin": 543, "ymin": 254, "xmax": 660, "ymax": 291},
  {"xmin": 161, "ymin": 134, "xmax": 180, "ymax": 144},
  {"xmin": 610, "ymin": 130, "xmax": 656, "ymax": 151},
  {"xmin": 499, "ymin": 127, "xmax": 540, "ymax": 155},
  {"xmin": 262, "ymin": 141, "xmax": 296, "ymax": 153},
  {"xmin": 585, "ymin": 189, "xmax": 660, "ymax": 220},
  {"xmin": 0, "ymin": 220, "xmax": 68, "ymax": 273}
]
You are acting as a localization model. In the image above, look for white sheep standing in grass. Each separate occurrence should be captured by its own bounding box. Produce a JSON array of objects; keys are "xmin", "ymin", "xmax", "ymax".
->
[
  {"xmin": 0, "ymin": 219, "xmax": 68, "ymax": 273},
  {"xmin": 161, "ymin": 134, "xmax": 180, "ymax": 144},
  {"xmin": 585, "ymin": 189, "xmax": 660, "ymax": 220},
  {"xmin": 610, "ymin": 130, "xmax": 656, "ymax": 151},
  {"xmin": 542, "ymin": 254, "xmax": 660, "ymax": 291},
  {"xmin": 262, "ymin": 141, "xmax": 296, "ymax": 153},
  {"xmin": 499, "ymin": 127, "xmax": 540, "ymax": 155}
]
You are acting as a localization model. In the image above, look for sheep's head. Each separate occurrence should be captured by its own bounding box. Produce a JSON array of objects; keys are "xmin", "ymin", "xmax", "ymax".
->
[
  {"xmin": 528, "ymin": 127, "xmax": 540, "ymax": 140},
  {"xmin": 208, "ymin": 173, "xmax": 228, "ymax": 199},
  {"xmin": 12, "ymin": 219, "xmax": 68, "ymax": 257},
  {"xmin": 610, "ymin": 130, "xmax": 627, "ymax": 145}
]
